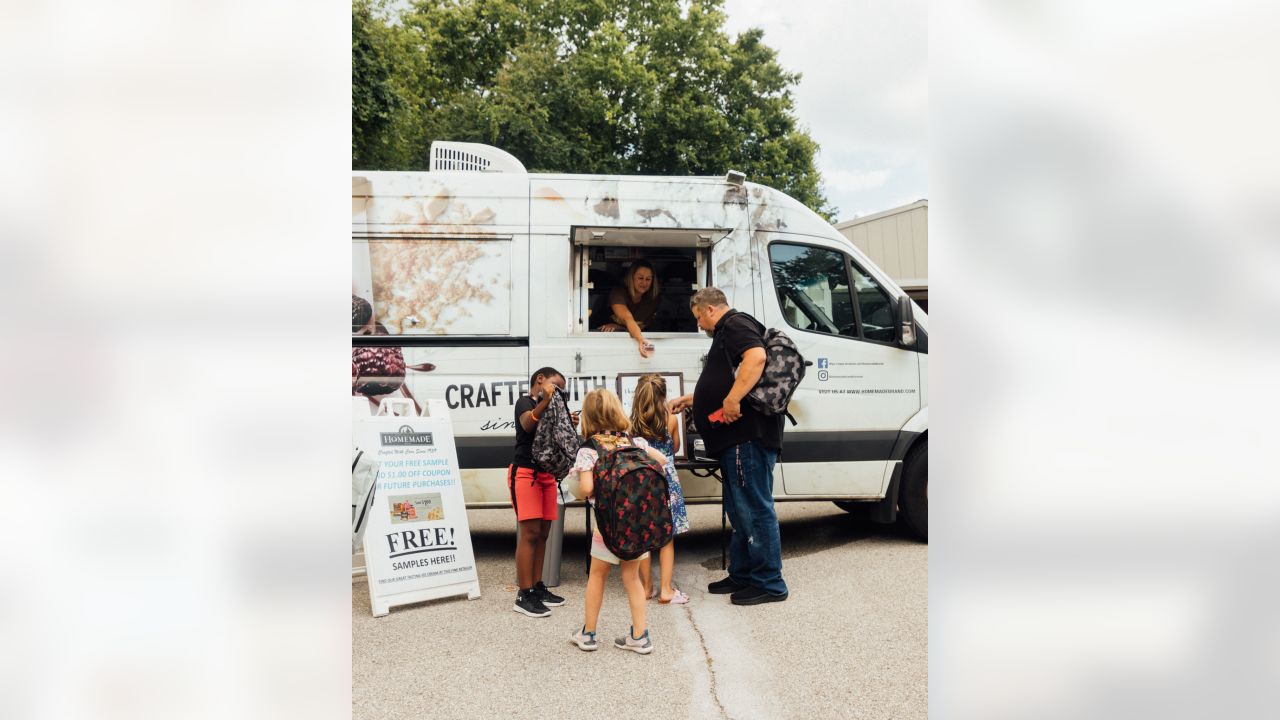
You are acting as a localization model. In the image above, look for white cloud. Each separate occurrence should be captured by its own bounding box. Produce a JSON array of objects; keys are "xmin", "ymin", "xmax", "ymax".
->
[
  {"xmin": 823, "ymin": 167, "xmax": 891, "ymax": 193},
  {"xmin": 721, "ymin": 0, "xmax": 928, "ymax": 221}
]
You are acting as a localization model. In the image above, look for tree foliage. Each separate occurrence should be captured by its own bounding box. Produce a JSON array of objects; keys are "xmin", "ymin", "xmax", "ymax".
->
[
  {"xmin": 352, "ymin": 0, "xmax": 835, "ymax": 219},
  {"xmin": 353, "ymin": 1, "xmax": 407, "ymax": 168}
]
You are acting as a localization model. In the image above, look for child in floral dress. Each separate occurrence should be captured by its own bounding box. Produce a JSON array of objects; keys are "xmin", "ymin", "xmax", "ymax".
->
[{"xmin": 631, "ymin": 374, "xmax": 690, "ymax": 604}]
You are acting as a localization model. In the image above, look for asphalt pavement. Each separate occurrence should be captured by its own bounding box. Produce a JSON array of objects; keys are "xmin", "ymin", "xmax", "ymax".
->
[{"xmin": 353, "ymin": 502, "xmax": 927, "ymax": 720}]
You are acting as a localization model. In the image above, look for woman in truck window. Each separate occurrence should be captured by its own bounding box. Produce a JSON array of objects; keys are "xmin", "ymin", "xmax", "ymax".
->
[{"xmin": 598, "ymin": 259, "xmax": 660, "ymax": 358}]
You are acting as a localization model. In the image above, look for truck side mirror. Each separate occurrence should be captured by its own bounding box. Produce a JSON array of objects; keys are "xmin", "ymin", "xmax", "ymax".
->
[{"xmin": 898, "ymin": 295, "xmax": 916, "ymax": 347}]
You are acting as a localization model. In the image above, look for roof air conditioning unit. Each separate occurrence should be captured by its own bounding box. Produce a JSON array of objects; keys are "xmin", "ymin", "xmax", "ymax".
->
[{"xmin": 429, "ymin": 141, "xmax": 527, "ymax": 173}]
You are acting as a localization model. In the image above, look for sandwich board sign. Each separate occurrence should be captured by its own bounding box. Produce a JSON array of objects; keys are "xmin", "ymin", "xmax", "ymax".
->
[{"xmin": 356, "ymin": 398, "xmax": 480, "ymax": 616}]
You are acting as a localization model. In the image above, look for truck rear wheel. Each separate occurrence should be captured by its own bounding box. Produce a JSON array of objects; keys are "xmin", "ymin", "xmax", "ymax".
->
[{"xmin": 899, "ymin": 437, "xmax": 928, "ymax": 542}]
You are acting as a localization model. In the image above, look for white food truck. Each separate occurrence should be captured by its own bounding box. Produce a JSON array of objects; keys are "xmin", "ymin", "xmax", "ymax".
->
[{"xmin": 353, "ymin": 142, "xmax": 929, "ymax": 540}]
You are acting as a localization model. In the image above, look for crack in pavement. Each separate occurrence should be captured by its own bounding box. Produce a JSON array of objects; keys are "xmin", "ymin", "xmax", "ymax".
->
[{"xmin": 684, "ymin": 593, "xmax": 732, "ymax": 720}]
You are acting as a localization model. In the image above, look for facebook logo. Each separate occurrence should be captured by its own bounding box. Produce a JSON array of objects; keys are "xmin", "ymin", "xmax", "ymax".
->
[{"xmin": 817, "ymin": 358, "xmax": 829, "ymax": 369}]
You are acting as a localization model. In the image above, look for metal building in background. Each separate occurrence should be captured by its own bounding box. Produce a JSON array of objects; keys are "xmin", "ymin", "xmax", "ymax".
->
[{"xmin": 834, "ymin": 200, "xmax": 929, "ymax": 312}]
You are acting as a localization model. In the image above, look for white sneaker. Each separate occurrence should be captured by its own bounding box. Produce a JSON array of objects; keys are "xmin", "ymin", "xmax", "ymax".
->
[
  {"xmin": 613, "ymin": 626, "xmax": 653, "ymax": 655},
  {"xmin": 570, "ymin": 626, "xmax": 598, "ymax": 651}
]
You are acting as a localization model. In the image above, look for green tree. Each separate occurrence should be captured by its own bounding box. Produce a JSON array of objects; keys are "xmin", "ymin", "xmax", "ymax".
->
[
  {"xmin": 353, "ymin": 0, "xmax": 836, "ymax": 219},
  {"xmin": 352, "ymin": 0, "xmax": 407, "ymax": 167}
]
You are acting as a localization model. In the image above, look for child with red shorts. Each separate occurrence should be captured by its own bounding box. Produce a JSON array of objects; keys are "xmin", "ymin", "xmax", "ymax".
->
[{"xmin": 509, "ymin": 367, "xmax": 577, "ymax": 617}]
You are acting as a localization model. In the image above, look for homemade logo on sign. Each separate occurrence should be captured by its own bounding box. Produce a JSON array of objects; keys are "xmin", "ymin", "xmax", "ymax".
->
[{"xmin": 381, "ymin": 425, "xmax": 435, "ymax": 446}]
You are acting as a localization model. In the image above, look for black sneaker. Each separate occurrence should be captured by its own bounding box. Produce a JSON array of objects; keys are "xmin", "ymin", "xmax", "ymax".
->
[
  {"xmin": 534, "ymin": 581, "xmax": 565, "ymax": 607},
  {"xmin": 708, "ymin": 576, "xmax": 748, "ymax": 594},
  {"xmin": 513, "ymin": 589, "xmax": 551, "ymax": 618},
  {"xmin": 730, "ymin": 586, "xmax": 789, "ymax": 605}
]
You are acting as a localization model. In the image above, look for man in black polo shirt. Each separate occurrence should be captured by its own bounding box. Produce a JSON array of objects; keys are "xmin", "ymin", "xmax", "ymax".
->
[{"xmin": 670, "ymin": 287, "xmax": 788, "ymax": 605}]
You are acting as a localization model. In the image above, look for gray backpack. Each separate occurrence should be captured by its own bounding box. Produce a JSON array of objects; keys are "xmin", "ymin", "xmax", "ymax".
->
[
  {"xmin": 723, "ymin": 314, "xmax": 807, "ymax": 420},
  {"xmin": 532, "ymin": 389, "xmax": 579, "ymax": 479}
]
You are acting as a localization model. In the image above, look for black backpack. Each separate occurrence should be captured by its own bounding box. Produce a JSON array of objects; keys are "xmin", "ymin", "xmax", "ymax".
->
[
  {"xmin": 722, "ymin": 313, "xmax": 807, "ymax": 420},
  {"xmin": 584, "ymin": 432, "xmax": 673, "ymax": 561},
  {"xmin": 531, "ymin": 389, "xmax": 579, "ymax": 479}
]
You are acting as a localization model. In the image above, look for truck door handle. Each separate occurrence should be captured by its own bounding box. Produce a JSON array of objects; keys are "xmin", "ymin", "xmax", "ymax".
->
[{"xmin": 575, "ymin": 352, "xmax": 582, "ymax": 373}]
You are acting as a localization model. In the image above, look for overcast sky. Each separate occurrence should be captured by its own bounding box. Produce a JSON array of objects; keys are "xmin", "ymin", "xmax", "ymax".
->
[{"xmin": 721, "ymin": 0, "xmax": 928, "ymax": 221}]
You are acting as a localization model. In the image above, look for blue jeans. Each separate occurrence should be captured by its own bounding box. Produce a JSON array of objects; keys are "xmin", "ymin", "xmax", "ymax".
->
[{"xmin": 719, "ymin": 441, "xmax": 787, "ymax": 595}]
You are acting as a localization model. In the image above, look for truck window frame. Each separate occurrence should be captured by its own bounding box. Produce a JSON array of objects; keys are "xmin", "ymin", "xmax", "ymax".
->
[
  {"xmin": 845, "ymin": 254, "xmax": 898, "ymax": 345},
  {"xmin": 767, "ymin": 240, "xmax": 900, "ymax": 348},
  {"xmin": 568, "ymin": 226, "xmax": 722, "ymax": 337},
  {"xmin": 353, "ymin": 232, "xmax": 517, "ymax": 338}
]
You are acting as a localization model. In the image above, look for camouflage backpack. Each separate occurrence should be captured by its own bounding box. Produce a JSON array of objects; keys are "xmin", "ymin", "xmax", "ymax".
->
[
  {"xmin": 531, "ymin": 389, "xmax": 579, "ymax": 479},
  {"xmin": 584, "ymin": 432, "xmax": 673, "ymax": 561},
  {"xmin": 723, "ymin": 313, "xmax": 807, "ymax": 418}
]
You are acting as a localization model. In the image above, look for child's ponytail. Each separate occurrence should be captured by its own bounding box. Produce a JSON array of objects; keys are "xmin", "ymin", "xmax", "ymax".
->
[{"xmin": 630, "ymin": 374, "xmax": 670, "ymax": 442}]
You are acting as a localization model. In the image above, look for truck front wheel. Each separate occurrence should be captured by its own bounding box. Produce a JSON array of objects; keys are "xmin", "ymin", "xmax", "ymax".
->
[{"xmin": 899, "ymin": 438, "xmax": 928, "ymax": 542}]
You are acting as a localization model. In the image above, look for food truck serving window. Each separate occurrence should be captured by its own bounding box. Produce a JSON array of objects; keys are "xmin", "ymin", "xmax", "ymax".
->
[{"xmin": 570, "ymin": 227, "xmax": 721, "ymax": 334}]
